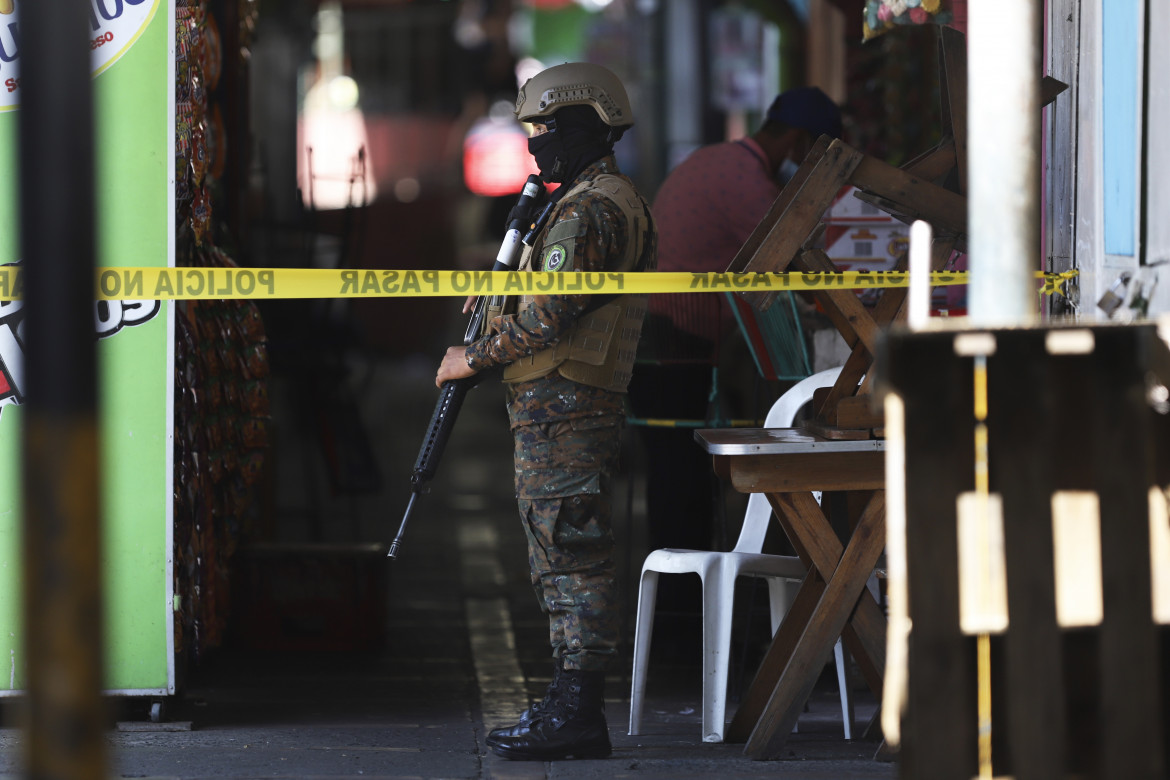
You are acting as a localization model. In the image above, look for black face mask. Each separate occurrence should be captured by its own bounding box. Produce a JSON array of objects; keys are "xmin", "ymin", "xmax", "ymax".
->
[
  {"xmin": 528, "ymin": 133, "xmax": 566, "ymax": 183},
  {"xmin": 527, "ymin": 106, "xmax": 616, "ymax": 185}
]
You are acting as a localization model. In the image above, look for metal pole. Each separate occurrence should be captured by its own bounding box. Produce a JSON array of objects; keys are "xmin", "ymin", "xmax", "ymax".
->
[
  {"xmin": 664, "ymin": 0, "xmax": 703, "ymax": 168},
  {"xmin": 18, "ymin": 1, "xmax": 107, "ymax": 778},
  {"xmin": 968, "ymin": 0, "xmax": 1043, "ymax": 326}
]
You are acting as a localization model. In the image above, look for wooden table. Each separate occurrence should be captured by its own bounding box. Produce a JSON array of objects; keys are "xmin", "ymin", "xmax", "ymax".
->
[{"xmin": 696, "ymin": 427, "xmax": 888, "ymax": 760}]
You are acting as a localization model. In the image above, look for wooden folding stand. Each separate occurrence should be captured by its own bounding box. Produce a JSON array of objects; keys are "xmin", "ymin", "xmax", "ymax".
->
[
  {"xmin": 710, "ymin": 27, "xmax": 1069, "ymax": 761},
  {"xmin": 712, "ymin": 27, "xmax": 977, "ymax": 760},
  {"xmin": 709, "ymin": 123, "xmax": 966, "ymax": 756},
  {"xmin": 723, "ymin": 115, "xmax": 968, "ymax": 437},
  {"xmin": 725, "ymin": 27, "xmax": 1065, "ymax": 440}
]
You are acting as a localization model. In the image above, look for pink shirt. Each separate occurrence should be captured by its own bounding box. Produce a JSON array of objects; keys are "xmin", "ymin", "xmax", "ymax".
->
[{"xmin": 649, "ymin": 137, "xmax": 782, "ymax": 342}]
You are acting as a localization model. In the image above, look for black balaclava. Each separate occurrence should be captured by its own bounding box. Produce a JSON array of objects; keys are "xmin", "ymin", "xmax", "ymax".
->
[{"xmin": 528, "ymin": 105, "xmax": 618, "ymax": 188}]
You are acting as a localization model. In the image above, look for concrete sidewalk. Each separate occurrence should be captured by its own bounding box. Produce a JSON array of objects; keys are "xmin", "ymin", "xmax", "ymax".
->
[{"xmin": 0, "ymin": 353, "xmax": 897, "ymax": 779}]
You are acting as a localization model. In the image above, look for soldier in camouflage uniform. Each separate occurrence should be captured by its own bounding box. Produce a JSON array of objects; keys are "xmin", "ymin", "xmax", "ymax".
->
[{"xmin": 435, "ymin": 62, "xmax": 656, "ymax": 761}]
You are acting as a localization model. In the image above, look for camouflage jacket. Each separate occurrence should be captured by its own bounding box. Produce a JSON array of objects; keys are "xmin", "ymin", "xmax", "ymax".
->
[{"xmin": 465, "ymin": 156, "xmax": 657, "ymax": 428}]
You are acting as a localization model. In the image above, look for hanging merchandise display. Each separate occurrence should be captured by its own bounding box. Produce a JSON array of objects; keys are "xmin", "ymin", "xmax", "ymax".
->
[
  {"xmin": 844, "ymin": 21, "xmax": 943, "ymax": 168},
  {"xmin": 863, "ymin": 0, "xmax": 954, "ymax": 41},
  {"xmin": 172, "ymin": 0, "xmax": 269, "ymax": 671},
  {"xmin": 172, "ymin": 243, "xmax": 270, "ymax": 666}
]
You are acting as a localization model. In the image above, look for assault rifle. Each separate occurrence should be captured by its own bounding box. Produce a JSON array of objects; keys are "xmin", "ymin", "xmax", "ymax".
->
[{"xmin": 389, "ymin": 175, "xmax": 550, "ymax": 559}]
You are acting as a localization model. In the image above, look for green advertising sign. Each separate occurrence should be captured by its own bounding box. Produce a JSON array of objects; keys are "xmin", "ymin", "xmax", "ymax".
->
[{"xmin": 0, "ymin": 0, "xmax": 176, "ymax": 694}]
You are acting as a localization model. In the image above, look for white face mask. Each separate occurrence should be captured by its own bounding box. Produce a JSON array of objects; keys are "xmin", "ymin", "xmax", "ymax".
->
[{"xmin": 777, "ymin": 158, "xmax": 800, "ymax": 186}]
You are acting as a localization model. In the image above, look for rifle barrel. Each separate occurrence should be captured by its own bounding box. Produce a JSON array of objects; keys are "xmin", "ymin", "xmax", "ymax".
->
[{"xmin": 388, "ymin": 491, "xmax": 419, "ymax": 559}]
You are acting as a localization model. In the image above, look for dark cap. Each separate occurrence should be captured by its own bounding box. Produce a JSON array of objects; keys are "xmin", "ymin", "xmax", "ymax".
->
[{"xmin": 765, "ymin": 87, "xmax": 842, "ymax": 139}]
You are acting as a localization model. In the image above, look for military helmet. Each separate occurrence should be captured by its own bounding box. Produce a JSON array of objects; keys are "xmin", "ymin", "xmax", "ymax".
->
[{"xmin": 514, "ymin": 62, "xmax": 634, "ymax": 128}]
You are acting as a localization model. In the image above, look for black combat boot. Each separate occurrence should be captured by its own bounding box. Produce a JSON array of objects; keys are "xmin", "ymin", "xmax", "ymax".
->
[
  {"xmin": 489, "ymin": 668, "xmax": 611, "ymax": 761},
  {"xmin": 484, "ymin": 662, "xmax": 562, "ymax": 747}
]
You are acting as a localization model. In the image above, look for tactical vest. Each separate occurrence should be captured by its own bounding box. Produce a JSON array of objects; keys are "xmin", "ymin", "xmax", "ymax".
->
[{"xmin": 500, "ymin": 173, "xmax": 652, "ymax": 392}]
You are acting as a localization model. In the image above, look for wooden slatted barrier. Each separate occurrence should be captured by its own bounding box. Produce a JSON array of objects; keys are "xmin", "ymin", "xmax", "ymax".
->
[{"xmin": 878, "ymin": 322, "xmax": 1170, "ymax": 780}]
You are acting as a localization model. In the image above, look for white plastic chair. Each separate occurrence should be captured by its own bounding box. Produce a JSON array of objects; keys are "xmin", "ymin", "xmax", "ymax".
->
[{"xmin": 628, "ymin": 367, "xmax": 852, "ymax": 743}]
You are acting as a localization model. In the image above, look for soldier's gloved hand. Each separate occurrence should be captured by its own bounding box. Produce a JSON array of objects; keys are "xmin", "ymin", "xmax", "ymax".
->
[
  {"xmin": 504, "ymin": 189, "xmax": 546, "ymax": 231},
  {"xmin": 504, "ymin": 203, "xmax": 526, "ymax": 231}
]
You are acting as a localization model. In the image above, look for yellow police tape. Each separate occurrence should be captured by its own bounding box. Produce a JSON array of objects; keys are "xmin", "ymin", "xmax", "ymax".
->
[{"xmin": 0, "ymin": 267, "xmax": 1078, "ymax": 302}]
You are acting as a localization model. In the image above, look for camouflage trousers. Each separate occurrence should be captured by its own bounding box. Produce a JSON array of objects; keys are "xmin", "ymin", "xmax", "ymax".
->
[{"xmin": 513, "ymin": 415, "xmax": 623, "ymax": 672}]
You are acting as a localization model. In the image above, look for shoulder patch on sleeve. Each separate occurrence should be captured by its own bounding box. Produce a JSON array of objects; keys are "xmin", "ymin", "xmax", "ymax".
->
[
  {"xmin": 541, "ymin": 242, "xmax": 571, "ymax": 272},
  {"xmin": 541, "ymin": 217, "xmax": 581, "ymax": 272}
]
